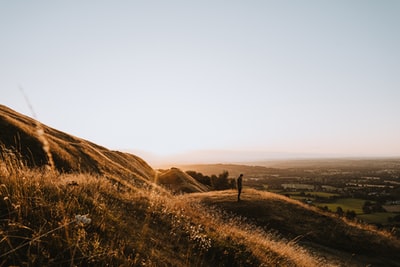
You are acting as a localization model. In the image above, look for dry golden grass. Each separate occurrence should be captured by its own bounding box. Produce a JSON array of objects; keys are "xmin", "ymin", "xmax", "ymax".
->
[
  {"xmin": 0, "ymin": 104, "xmax": 154, "ymax": 183},
  {"xmin": 188, "ymin": 189, "xmax": 400, "ymax": 266},
  {"xmin": 156, "ymin": 168, "xmax": 209, "ymax": 194},
  {"xmin": 0, "ymin": 150, "xmax": 331, "ymax": 266},
  {"xmin": 2, "ymin": 104, "xmax": 399, "ymax": 266}
]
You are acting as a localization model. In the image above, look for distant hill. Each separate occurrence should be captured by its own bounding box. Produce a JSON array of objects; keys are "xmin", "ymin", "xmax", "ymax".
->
[
  {"xmin": 178, "ymin": 159, "xmax": 400, "ymax": 178},
  {"xmin": 0, "ymin": 105, "xmax": 209, "ymax": 192},
  {"xmin": 178, "ymin": 163, "xmax": 278, "ymax": 178}
]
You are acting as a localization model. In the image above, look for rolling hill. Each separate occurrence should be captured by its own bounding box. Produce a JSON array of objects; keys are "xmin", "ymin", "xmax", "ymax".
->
[
  {"xmin": 156, "ymin": 167, "xmax": 209, "ymax": 193},
  {"xmin": 1, "ymin": 104, "xmax": 400, "ymax": 266},
  {"xmin": 187, "ymin": 189, "xmax": 400, "ymax": 266},
  {"xmin": 0, "ymin": 104, "xmax": 154, "ymax": 184}
]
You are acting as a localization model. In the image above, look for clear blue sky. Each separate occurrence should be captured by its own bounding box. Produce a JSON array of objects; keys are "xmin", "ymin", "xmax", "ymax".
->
[{"xmin": 1, "ymin": 1, "xmax": 399, "ymax": 161}]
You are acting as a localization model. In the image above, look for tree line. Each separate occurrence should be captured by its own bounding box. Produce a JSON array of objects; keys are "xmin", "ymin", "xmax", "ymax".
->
[{"xmin": 186, "ymin": 170, "xmax": 236, "ymax": 190}]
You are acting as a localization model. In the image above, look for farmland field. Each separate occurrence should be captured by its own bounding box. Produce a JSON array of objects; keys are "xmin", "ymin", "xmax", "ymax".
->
[
  {"xmin": 269, "ymin": 191, "xmax": 339, "ymax": 198},
  {"xmin": 383, "ymin": 205, "xmax": 400, "ymax": 213},
  {"xmin": 271, "ymin": 192, "xmax": 399, "ymax": 226},
  {"xmin": 315, "ymin": 198, "xmax": 366, "ymax": 214},
  {"xmin": 269, "ymin": 192, "xmax": 367, "ymax": 214},
  {"xmin": 306, "ymin": 192, "xmax": 340, "ymax": 198},
  {"xmin": 358, "ymin": 212, "xmax": 397, "ymax": 225}
]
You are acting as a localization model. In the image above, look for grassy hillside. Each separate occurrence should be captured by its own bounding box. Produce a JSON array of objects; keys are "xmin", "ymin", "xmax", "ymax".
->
[
  {"xmin": 0, "ymin": 105, "xmax": 324, "ymax": 266},
  {"xmin": 1, "ymin": 104, "xmax": 400, "ymax": 266},
  {"xmin": 187, "ymin": 189, "xmax": 400, "ymax": 266},
  {"xmin": 0, "ymin": 104, "xmax": 154, "ymax": 183},
  {"xmin": 156, "ymin": 167, "xmax": 209, "ymax": 193},
  {"xmin": 0, "ymin": 153, "xmax": 327, "ymax": 266}
]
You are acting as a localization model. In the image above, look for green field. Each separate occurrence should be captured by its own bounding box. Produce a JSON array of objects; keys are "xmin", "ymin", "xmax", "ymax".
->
[
  {"xmin": 358, "ymin": 212, "xmax": 398, "ymax": 225},
  {"xmin": 311, "ymin": 192, "xmax": 340, "ymax": 198},
  {"xmin": 272, "ymin": 192, "xmax": 368, "ymax": 215},
  {"xmin": 271, "ymin": 191, "xmax": 339, "ymax": 201},
  {"xmin": 270, "ymin": 190, "xmax": 400, "ymax": 225},
  {"xmin": 315, "ymin": 198, "xmax": 366, "ymax": 214},
  {"xmin": 271, "ymin": 190, "xmax": 339, "ymax": 198}
]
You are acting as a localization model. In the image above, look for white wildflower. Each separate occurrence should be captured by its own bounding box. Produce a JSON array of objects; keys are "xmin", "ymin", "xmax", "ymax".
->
[{"xmin": 75, "ymin": 214, "xmax": 91, "ymax": 225}]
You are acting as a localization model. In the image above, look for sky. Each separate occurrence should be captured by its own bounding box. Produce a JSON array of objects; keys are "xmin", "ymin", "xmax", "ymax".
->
[{"xmin": 1, "ymin": 1, "xmax": 400, "ymax": 164}]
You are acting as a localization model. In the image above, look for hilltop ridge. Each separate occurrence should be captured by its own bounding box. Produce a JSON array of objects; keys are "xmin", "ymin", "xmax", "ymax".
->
[{"xmin": 0, "ymin": 104, "xmax": 154, "ymax": 183}]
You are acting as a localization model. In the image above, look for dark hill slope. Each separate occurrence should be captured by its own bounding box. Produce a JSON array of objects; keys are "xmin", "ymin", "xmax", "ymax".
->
[
  {"xmin": 157, "ymin": 167, "xmax": 209, "ymax": 193},
  {"xmin": 187, "ymin": 189, "xmax": 400, "ymax": 267},
  {"xmin": 0, "ymin": 105, "xmax": 154, "ymax": 182}
]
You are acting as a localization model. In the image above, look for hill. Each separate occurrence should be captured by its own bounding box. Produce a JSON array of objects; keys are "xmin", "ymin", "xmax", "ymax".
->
[
  {"xmin": 178, "ymin": 159, "xmax": 400, "ymax": 177},
  {"xmin": 179, "ymin": 163, "xmax": 278, "ymax": 178},
  {"xmin": 156, "ymin": 167, "xmax": 209, "ymax": 193},
  {"xmin": 1, "ymin": 104, "xmax": 400, "ymax": 266},
  {"xmin": 0, "ymin": 104, "xmax": 154, "ymax": 184},
  {"xmin": 0, "ymin": 105, "xmax": 214, "ymax": 194},
  {"xmin": 0, "ymin": 104, "xmax": 324, "ymax": 266},
  {"xmin": 1, "ymin": 150, "xmax": 327, "ymax": 266},
  {"xmin": 187, "ymin": 189, "xmax": 400, "ymax": 266}
]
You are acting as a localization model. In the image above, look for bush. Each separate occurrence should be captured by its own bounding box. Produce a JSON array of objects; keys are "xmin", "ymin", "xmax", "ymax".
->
[
  {"xmin": 211, "ymin": 171, "xmax": 234, "ymax": 190},
  {"xmin": 186, "ymin": 170, "xmax": 211, "ymax": 186}
]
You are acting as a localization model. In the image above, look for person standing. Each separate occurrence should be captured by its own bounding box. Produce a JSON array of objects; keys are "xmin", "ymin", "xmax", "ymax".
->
[{"xmin": 237, "ymin": 174, "xmax": 243, "ymax": 201}]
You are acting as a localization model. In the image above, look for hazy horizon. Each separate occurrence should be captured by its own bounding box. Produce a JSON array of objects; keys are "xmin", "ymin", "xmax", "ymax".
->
[
  {"xmin": 1, "ymin": 1, "xmax": 399, "ymax": 160},
  {"xmin": 127, "ymin": 148, "xmax": 400, "ymax": 168}
]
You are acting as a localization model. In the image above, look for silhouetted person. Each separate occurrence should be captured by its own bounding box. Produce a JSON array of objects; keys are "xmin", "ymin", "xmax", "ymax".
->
[{"xmin": 237, "ymin": 174, "xmax": 243, "ymax": 201}]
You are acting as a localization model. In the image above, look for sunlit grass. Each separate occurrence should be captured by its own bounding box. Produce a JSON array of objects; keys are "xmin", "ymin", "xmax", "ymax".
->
[
  {"xmin": 2, "ymin": 147, "xmax": 399, "ymax": 266},
  {"xmin": 0, "ymin": 150, "xmax": 328, "ymax": 266},
  {"xmin": 189, "ymin": 188, "xmax": 400, "ymax": 265}
]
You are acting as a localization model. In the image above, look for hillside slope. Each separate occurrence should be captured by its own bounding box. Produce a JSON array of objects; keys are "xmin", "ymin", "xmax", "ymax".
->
[
  {"xmin": 2, "ymin": 104, "xmax": 399, "ymax": 266},
  {"xmin": 187, "ymin": 189, "xmax": 400, "ymax": 266},
  {"xmin": 1, "ymin": 153, "xmax": 329, "ymax": 266},
  {"xmin": 156, "ymin": 167, "xmax": 209, "ymax": 193},
  {"xmin": 0, "ymin": 104, "xmax": 154, "ymax": 184}
]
